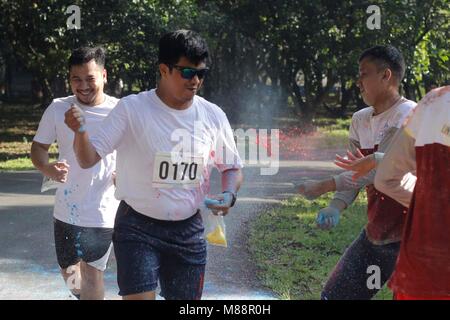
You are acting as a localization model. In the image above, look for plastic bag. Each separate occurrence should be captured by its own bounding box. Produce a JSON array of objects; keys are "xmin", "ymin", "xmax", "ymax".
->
[
  {"xmin": 200, "ymin": 204, "xmax": 228, "ymax": 247},
  {"xmin": 41, "ymin": 175, "xmax": 62, "ymax": 192}
]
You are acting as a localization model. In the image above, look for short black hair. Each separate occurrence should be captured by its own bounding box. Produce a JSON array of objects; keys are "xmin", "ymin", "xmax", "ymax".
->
[
  {"xmin": 158, "ymin": 30, "xmax": 209, "ymax": 66},
  {"xmin": 359, "ymin": 45, "xmax": 406, "ymax": 84},
  {"xmin": 68, "ymin": 47, "xmax": 106, "ymax": 70}
]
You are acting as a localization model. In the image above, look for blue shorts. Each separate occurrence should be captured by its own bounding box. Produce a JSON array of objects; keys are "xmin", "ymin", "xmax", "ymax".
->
[
  {"xmin": 54, "ymin": 218, "xmax": 113, "ymax": 271},
  {"xmin": 112, "ymin": 201, "xmax": 207, "ymax": 299},
  {"xmin": 321, "ymin": 229, "xmax": 400, "ymax": 300}
]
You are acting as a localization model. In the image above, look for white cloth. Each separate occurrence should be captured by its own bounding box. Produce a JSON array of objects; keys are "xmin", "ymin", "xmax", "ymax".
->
[
  {"xmin": 333, "ymin": 98, "xmax": 416, "ymax": 206},
  {"xmin": 90, "ymin": 89, "xmax": 243, "ymax": 221},
  {"xmin": 405, "ymin": 87, "xmax": 450, "ymax": 147},
  {"xmin": 33, "ymin": 95, "xmax": 120, "ymax": 228},
  {"xmin": 349, "ymin": 98, "xmax": 417, "ymax": 149}
]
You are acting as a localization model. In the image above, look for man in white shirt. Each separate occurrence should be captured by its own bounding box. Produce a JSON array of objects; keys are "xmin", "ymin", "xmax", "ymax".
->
[
  {"xmin": 296, "ymin": 45, "xmax": 416, "ymax": 299},
  {"xmin": 335, "ymin": 86, "xmax": 450, "ymax": 299},
  {"xmin": 64, "ymin": 30, "xmax": 243, "ymax": 300},
  {"xmin": 31, "ymin": 47, "xmax": 119, "ymax": 300}
]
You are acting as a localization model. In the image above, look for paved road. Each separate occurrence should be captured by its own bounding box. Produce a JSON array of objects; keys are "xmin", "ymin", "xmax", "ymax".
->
[{"xmin": 0, "ymin": 161, "xmax": 340, "ymax": 300}]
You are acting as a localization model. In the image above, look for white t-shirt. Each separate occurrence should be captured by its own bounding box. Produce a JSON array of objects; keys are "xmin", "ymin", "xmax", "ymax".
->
[
  {"xmin": 90, "ymin": 89, "xmax": 243, "ymax": 221},
  {"xmin": 33, "ymin": 95, "xmax": 120, "ymax": 228},
  {"xmin": 406, "ymin": 87, "xmax": 450, "ymax": 147},
  {"xmin": 349, "ymin": 98, "xmax": 417, "ymax": 149}
]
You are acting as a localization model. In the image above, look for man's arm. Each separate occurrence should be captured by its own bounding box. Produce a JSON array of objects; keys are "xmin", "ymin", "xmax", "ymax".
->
[
  {"xmin": 222, "ymin": 168, "xmax": 243, "ymax": 194},
  {"xmin": 329, "ymin": 137, "xmax": 362, "ymax": 207},
  {"xmin": 374, "ymin": 128, "xmax": 417, "ymax": 208},
  {"xmin": 205, "ymin": 168, "xmax": 243, "ymax": 216},
  {"xmin": 73, "ymin": 131, "xmax": 101, "ymax": 168},
  {"xmin": 64, "ymin": 105, "xmax": 101, "ymax": 168},
  {"xmin": 31, "ymin": 141, "xmax": 69, "ymax": 182}
]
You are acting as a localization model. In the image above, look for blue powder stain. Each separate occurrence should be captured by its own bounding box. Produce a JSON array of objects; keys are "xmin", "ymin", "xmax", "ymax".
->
[{"xmin": 64, "ymin": 189, "xmax": 68, "ymax": 196}]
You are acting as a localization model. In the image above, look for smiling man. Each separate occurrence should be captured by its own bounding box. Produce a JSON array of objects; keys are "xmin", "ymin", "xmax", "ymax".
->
[
  {"xmin": 31, "ymin": 47, "xmax": 119, "ymax": 300},
  {"xmin": 64, "ymin": 30, "xmax": 243, "ymax": 300}
]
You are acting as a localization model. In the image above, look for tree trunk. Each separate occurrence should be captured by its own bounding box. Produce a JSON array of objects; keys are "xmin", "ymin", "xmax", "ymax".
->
[{"xmin": 40, "ymin": 77, "xmax": 53, "ymax": 108}]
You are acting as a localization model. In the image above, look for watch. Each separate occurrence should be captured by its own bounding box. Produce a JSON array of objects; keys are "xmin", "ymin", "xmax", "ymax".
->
[{"xmin": 223, "ymin": 191, "xmax": 237, "ymax": 207}]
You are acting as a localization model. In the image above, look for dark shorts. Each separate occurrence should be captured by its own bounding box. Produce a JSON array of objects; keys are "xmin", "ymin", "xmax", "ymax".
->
[
  {"xmin": 113, "ymin": 201, "xmax": 207, "ymax": 299},
  {"xmin": 321, "ymin": 229, "xmax": 401, "ymax": 300},
  {"xmin": 54, "ymin": 218, "xmax": 113, "ymax": 271}
]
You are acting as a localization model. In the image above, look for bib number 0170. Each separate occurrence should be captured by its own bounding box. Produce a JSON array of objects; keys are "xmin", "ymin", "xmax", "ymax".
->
[
  {"xmin": 159, "ymin": 161, "xmax": 198, "ymax": 181},
  {"xmin": 152, "ymin": 152, "xmax": 204, "ymax": 189}
]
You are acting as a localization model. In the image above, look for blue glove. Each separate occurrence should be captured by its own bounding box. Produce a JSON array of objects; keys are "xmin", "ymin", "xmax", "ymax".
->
[
  {"xmin": 204, "ymin": 192, "xmax": 234, "ymax": 216},
  {"xmin": 204, "ymin": 192, "xmax": 233, "ymax": 207},
  {"xmin": 316, "ymin": 206, "xmax": 340, "ymax": 229}
]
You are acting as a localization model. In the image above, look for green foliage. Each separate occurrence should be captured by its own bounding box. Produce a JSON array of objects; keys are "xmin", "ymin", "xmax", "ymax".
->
[{"xmin": 0, "ymin": 1, "xmax": 448, "ymax": 121}]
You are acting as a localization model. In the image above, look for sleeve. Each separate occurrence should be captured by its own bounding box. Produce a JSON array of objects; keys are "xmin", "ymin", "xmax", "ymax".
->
[
  {"xmin": 213, "ymin": 110, "xmax": 244, "ymax": 173},
  {"xmin": 334, "ymin": 169, "xmax": 376, "ymax": 192},
  {"xmin": 33, "ymin": 103, "xmax": 57, "ymax": 145},
  {"xmin": 90, "ymin": 99, "xmax": 129, "ymax": 158},
  {"xmin": 374, "ymin": 152, "xmax": 384, "ymax": 165},
  {"xmin": 331, "ymin": 127, "xmax": 362, "ymax": 207},
  {"xmin": 374, "ymin": 127, "xmax": 417, "ymax": 208},
  {"xmin": 404, "ymin": 106, "xmax": 423, "ymax": 140}
]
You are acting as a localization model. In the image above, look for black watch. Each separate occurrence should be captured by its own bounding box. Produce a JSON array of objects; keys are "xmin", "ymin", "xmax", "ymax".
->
[{"xmin": 223, "ymin": 191, "xmax": 237, "ymax": 207}]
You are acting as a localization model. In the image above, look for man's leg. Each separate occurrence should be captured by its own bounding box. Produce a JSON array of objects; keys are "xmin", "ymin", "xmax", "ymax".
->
[
  {"xmin": 113, "ymin": 201, "xmax": 161, "ymax": 299},
  {"xmin": 60, "ymin": 262, "xmax": 81, "ymax": 298},
  {"xmin": 54, "ymin": 218, "xmax": 82, "ymax": 298},
  {"xmin": 158, "ymin": 212, "xmax": 207, "ymax": 300},
  {"xmin": 78, "ymin": 228, "xmax": 114, "ymax": 300},
  {"xmin": 80, "ymin": 261, "xmax": 104, "ymax": 300},
  {"xmin": 159, "ymin": 258, "xmax": 205, "ymax": 300},
  {"xmin": 321, "ymin": 229, "xmax": 400, "ymax": 300}
]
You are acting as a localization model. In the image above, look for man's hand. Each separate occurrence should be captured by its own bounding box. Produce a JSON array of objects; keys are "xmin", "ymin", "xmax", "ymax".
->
[
  {"xmin": 204, "ymin": 192, "xmax": 235, "ymax": 216},
  {"xmin": 334, "ymin": 149, "xmax": 376, "ymax": 180},
  {"xmin": 64, "ymin": 104, "xmax": 85, "ymax": 133},
  {"xmin": 42, "ymin": 160, "xmax": 70, "ymax": 183},
  {"xmin": 315, "ymin": 199, "xmax": 346, "ymax": 230},
  {"xmin": 316, "ymin": 206, "xmax": 340, "ymax": 230},
  {"xmin": 295, "ymin": 178, "xmax": 336, "ymax": 200}
]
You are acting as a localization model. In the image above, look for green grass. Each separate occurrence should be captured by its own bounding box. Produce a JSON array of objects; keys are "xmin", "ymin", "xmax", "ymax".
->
[
  {"xmin": 314, "ymin": 128, "xmax": 349, "ymax": 149},
  {"xmin": 313, "ymin": 117, "xmax": 351, "ymax": 149},
  {"xmin": 0, "ymin": 156, "xmax": 57, "ymax": 171},
  {"xmin": 0, "ymin": 157, "xmax": 35, "ymax": 171},
  {"xmin": 248, "ymin": 193, "xmax": 392, "ymax": 300},
  {"xmin": 0, "ymin": 103, "xmax": 58, "ymax": 171}
]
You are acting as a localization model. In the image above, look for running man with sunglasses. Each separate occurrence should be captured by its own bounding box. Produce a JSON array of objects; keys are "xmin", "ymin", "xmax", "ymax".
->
[{"xmin": 64, "ymin": 30, "xmax": 243, "ymax": 300}]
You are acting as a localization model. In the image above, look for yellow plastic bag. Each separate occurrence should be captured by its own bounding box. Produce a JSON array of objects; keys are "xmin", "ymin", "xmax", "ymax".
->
[
  {"xmin": 206, "ymin": 222, "xmax": 227, "ymax": 247},
  {"xmin": 201, "ymin": 205, "xmax": 228, "ymax": 247}
]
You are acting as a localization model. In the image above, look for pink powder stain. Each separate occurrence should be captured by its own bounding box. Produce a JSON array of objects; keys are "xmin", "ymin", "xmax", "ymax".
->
[{"xmin": 210, "ymin": 150, "xmax": 215, "ymax": 158}]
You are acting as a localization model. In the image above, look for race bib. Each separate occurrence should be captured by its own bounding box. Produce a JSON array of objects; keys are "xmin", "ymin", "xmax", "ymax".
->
[{"xmin": 152, "ymin": 152, "xmax": 204, "ymax": 189}]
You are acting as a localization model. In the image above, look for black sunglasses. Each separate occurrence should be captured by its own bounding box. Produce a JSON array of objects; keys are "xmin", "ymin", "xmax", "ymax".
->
[{"xmin": 171, "ymin": 65, "xmax": 209, "ymax": 80}]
